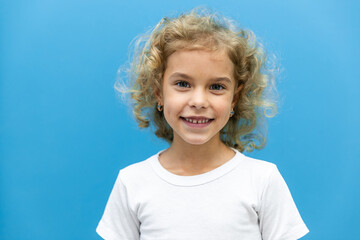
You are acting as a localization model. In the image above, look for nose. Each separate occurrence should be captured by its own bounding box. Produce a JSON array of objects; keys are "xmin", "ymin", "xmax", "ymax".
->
[{"xmin": 188, "ymin": 88, "xmax": 209, "ymax": 109}]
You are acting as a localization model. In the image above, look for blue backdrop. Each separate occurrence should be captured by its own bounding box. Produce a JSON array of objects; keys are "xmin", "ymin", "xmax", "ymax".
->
[{"xmin": 1, "ymin": 0, "xmax": 359, "ymax": 239}]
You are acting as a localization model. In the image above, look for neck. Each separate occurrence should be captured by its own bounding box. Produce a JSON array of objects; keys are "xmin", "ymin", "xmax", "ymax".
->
[{"xmin": 160, "ymin": 134, "xmax": 235, "ymax": 173}]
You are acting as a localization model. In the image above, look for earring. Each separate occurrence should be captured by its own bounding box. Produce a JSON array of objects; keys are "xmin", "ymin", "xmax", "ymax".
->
[
  {"xmin": 157, "ymin": 104, "xmax": 163, "ymax": 112},
  {"xmin": 230, "ymin": 109, "xmax": 234, "ymax": 117}
]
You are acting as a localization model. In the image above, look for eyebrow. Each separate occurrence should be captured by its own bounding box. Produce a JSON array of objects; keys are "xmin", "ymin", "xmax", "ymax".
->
[{"xmin": 169, "ymin": 72, "xmax": 232, "ymax": 84}]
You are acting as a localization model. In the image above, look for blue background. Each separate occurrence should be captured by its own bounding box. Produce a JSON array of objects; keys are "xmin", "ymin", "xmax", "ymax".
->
[{"xmin": 1, "ymin": 0, "xmax": 359, "ymax": 239}]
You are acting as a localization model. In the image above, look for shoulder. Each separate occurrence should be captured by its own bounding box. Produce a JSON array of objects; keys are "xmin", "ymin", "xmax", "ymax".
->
[
  {"xmin": 120, "ymin": 156, "xmax": 152, "ymax": 175},
  {"xmin": 232, "ymin": 152, "xmax": 281, "ymax": 190},
  {"xmin": 238, "ymin": 152, "xmax": 278, "ymax": 175},
  {"xmin": 117, "ymin": 152, "xmax": 159, "ymax": 187}
]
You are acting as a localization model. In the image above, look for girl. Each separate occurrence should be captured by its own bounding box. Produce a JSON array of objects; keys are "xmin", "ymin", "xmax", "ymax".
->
[{"xmin": 96, "ymin": 8, "xmax": 309, "ymax": 240}]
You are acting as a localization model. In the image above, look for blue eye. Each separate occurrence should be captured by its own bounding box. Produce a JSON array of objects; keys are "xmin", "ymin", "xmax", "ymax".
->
[
  {"xmin": 176, "ymin": 81, "xmax": 190, "ymax": 88},
  {"xmin": 210, "ymin": 84, "xmax": 225, "ymax": 90}
]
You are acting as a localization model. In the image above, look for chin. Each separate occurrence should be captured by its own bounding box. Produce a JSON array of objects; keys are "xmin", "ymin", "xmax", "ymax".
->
[{"xmin": 182, "ymin": 136, "xmax": 212, "ymax": 146}]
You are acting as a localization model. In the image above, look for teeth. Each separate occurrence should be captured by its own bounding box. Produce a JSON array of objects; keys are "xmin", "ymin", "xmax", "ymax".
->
[{"xmin": 185, "ymin": 118, "xmax": 210, "ymax": 124}]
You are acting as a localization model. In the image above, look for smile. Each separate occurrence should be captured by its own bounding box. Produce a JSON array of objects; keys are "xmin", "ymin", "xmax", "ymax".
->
[
  {"xmin": 180, "ymin": 117, "xmax": 214, "ymax": 128},
  {"xmin": 183, "ymin": 118, "xmax": 211, "ymax": 124}
]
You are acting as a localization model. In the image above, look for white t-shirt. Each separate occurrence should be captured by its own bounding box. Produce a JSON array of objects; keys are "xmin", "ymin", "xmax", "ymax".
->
[{"xmin": 96, "ymin": 149, "xmax": 309, "ymax": 240}]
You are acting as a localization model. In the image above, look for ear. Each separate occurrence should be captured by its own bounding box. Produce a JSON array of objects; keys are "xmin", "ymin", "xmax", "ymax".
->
[
  {"xmin": 232, "ymin": 84, "xmax": 243, "ymax": 108},
  {"xmin": 154, "ymin": 87, "xmax": 163, "ymax": 105}
]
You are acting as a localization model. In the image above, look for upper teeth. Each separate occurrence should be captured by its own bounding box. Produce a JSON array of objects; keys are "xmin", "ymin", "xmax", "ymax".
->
[{"xmin": 185, "ymin": 118, "xmax": 210, "ymax": 124}]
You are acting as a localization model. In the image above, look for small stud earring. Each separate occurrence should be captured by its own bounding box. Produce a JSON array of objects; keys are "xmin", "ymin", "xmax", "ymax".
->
[
  {"xmin": 157, "ymin": 104, "xmax": 163, "ymax": 112},
  {"xmin": 230, "ymin": 109, "xmax": 234, "ymax": 117}
]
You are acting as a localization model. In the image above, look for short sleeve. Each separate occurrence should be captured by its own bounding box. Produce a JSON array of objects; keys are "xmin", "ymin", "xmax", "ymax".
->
[
  {"xmin": 258, "ymin": 165, "xmax": 309, "ymax": 240},
  {"xmin": 96, "ymin": 171, "xmax": 140, "ymax": 240}
]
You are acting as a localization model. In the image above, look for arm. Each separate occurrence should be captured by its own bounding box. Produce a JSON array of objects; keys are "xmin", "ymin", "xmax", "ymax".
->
[
  {"xmin": 258, "ymin": 165, "xmax": 309, "ymax": 240},
  {"xmin": 96, "ymin": 171, "xmax": 140, "ymax": 240}
]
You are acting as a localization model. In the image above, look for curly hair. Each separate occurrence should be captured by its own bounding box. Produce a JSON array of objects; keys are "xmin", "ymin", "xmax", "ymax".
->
[{"xmin": 115, "ymin": 8, "xmax": 278, "ymax": 152}]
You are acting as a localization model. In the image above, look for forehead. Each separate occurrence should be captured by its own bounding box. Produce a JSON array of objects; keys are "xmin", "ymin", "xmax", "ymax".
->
[{"xmin": 164, "ymin": 49, "xmax": 234, "ymax": 80}]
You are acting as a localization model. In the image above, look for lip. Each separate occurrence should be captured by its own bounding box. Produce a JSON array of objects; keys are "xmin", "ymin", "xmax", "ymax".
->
[{"xmin": 182, "ymin": 116, "xmax": 213, "ymax": 120}]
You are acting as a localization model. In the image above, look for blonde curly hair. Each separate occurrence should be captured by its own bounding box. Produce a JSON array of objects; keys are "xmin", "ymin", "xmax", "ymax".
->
[{"xmin": 116, "ymin": 8, "xmax": 278, "ymax": 152}]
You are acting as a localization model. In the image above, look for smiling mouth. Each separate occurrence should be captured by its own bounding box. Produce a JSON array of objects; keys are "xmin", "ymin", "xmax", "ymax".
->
[{"xmin": 181, "ymin": 117, "xmax": 214, "ymax": 124}]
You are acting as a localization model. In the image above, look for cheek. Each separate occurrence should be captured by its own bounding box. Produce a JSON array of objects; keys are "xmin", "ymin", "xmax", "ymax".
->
[
  {"xmin": 163, "ymin": 98, "xmax": 180, "ymax": 121},
  {"xmin": 163, "ymin": 90, "xmax": 186, "ymax": 112},
  {"xmin": 217, "ymin": 98, "xmax": 233, "ymax": 113}
]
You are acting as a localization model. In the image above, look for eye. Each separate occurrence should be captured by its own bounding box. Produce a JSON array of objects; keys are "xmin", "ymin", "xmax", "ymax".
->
[
  {"xmin": 176, "ymin": 81, "xmax": 190, "ymax": 88},
  {"xmin": 210, "ymin": 84, "xmax": 225, "ymax": 91}
]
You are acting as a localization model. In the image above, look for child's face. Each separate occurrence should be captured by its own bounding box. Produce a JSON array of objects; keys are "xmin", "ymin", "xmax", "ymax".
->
[{"xmin": 159, "ymin": 49, "xmax": 236, "ymax": 146}]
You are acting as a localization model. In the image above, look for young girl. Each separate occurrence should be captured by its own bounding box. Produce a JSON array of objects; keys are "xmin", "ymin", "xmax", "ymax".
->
[{"xmin": 96, "ymin": 8, "xmax": 309, "ymax": 240}]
